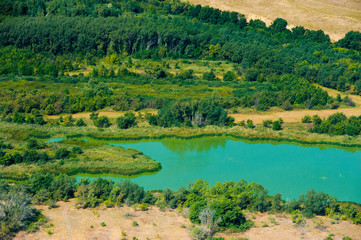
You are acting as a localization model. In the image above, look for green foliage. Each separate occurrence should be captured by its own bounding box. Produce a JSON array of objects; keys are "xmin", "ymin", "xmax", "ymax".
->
[
  {"xmin": 203, "ymin": 70, "xmax": 219, "ymax": 81},
  {"xmin": 246, "ymin": 119, "xmax": 255, "ymax": 129},
  {"xmin": 223, "ymin": 71, "xmax": 237, "ymax": 81},
  {"xmin": 270, "ymin": 18, "xmax": 288, "ymax": 33},
  {"xmin": 117, "ymin": 112, "xmax": 137, "ymax": 129},
  {"xmin": 291, "ymin": 210, "xmax": 305, "ymax": 225},
  {"xmin": 55, "ymin": 148, "xmax": 70, "ymax": 159},
  {"xmin": 76, "ymin": 119, "xmax": 87, "ymax": 127},
  {"xmin": 263, "ymin": 120, "xmax": 272, "ymax": 128},
  {"xmin": 272, "ymin": 120, "xmax": 282, "ymax": 131},
  {"xmin": 72, "ymin": 146, "xmax": 83, "ymax": 154},
  {"xmin": 155, "ymin": 98, "xmax": 230, "ymax": 127},
  {"xmin": 209, "ymin": 198, "xmax": 246, "ymax": 229},
  {"xmin": 302, "ymin": 115, "xmax": 312, "ymax": 123},
  {"xmin": 100, "ymin": 222, "xmax": 106, "ymax": 227},
  {"xmin": 337, "ymin": 31, "xmax": 361, "ymax": 51},
  {"xmin": 313, "ymin": 115, "xmax": 322, "ymax": 126},
  {"xmin": 131, "ymin": 221, "xmax": 139, "ymax": 227},
  {"xmin": 0, "ymin": 185, "xmax": 39, "ymax": 239},
  {"xmin": 311, "ymin": 113, "xmax": 361, "ymax": 136},
  {"xmin": 93, "ymin": 116, "xmax": 111, "ymax": 128},
  {"xmin": 1, "ymin": 174, "xmax": 361, "ymax": 238}
]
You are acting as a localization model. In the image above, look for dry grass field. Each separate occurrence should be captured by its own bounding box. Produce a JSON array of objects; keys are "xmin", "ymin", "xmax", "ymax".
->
[
  {"xmin": 184, "ymin": 0, "xmax": 361, "ymax": 41},
  {"xmin": 14, "ymin": 200, "xmax": 361, "ymax": 240},
  {"xmin": 230, "ymin": 84, "xmax": 361, "ymax": 124}
]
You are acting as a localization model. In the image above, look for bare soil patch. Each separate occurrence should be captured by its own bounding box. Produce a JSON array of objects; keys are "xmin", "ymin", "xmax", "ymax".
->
[
  {"xmin": 220, "ymin": 212, "xmax": 361, "ymax": 240},
  {"xmin": 15, "ymin": 201, "xmax": 361, "ymax": 240},
  {"xmin": 15, "ymin": 200, "xmax": 191, "ymax": 240}
]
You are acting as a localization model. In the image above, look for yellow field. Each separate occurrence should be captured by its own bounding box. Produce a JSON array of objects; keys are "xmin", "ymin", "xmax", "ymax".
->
[{"xmin": 184, "ymin": 0, "xmax": 361, "ymax": 41}]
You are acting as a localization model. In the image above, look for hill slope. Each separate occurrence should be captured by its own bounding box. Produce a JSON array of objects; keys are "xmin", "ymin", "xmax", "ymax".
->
[{"xmin": 185, "ymin": 0, "xmax": 361, "ymax": 41}]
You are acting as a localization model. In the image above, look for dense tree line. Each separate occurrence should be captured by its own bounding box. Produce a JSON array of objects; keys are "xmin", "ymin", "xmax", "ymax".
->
[
  {"xmin": 309, "ymin": 112, "xmax": 361, "ymax": 136},
  {"xmin": 0, "ymin": 0, "xmax": 246, "ymax": 26},
  {"xmin": 0, "ymin": 0, "xmax": 361, "ymax": 96},
  {"xmin": 1, "ymin": 175, "xmax": 360, "ymax": 239},
  {"xmin": 147, "ymin": 98, "xmax": 234, "ymax": 127},
  {"xmin": 0, "ymin": 12, "xmax": 360, "ymax": 95}
]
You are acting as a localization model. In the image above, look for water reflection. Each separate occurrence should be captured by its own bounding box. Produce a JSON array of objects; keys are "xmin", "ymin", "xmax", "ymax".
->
[
  {"xmin": 98, "ymin": 138, "xmax": 361, "ymax": 203},
  {"xmin": 161, "ymin": 137, "xmax": 227, "ymax": 153}
]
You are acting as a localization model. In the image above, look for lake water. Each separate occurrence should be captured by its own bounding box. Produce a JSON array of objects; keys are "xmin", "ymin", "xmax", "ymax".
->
[{"xmin": 73, "ymin": 137, "xmax": 361, "ymax": 203}]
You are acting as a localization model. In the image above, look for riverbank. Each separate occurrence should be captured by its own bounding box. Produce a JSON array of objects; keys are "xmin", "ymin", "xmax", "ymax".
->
[{"xmin": 1, "ymin": 121, "xmax": 361, "ymax": 151}]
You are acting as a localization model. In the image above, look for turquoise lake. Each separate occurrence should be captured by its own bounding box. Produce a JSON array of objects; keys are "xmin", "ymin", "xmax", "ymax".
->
[{"xmin": 75, "ymin": 137, "xmax": 361, "ymax": 203}]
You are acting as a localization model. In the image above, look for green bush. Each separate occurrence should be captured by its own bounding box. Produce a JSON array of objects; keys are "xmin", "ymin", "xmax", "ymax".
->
[
  {"xmin": 117, "ymin": 112, "xmax": 137, "ymax": 129},
  {"xmin": 302, "ymin": 115, "xmax": 312, "ymax": 123},
  {"xmin": 272, "ymin": 120, "xmax": 282, "ymax": 131},
  {"xmin": 132, "ymin": 221, "xmax": 139, "ymax": 227},
  {"xmin": 76, "ymin": 119, "xmax": 87, "ymax": 127},
  {"xmin": 93, "ymin": 116, "xmax": 111, "ymax": 128},
  {"xmin": 291, "ymin": 210, "xmax": 305, "ymax": 225}
]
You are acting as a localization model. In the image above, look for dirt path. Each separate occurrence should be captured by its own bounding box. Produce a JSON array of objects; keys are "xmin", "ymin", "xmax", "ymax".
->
[
  {"xmin": 63, "ymin": 205, "xmax": 72, "ymax": 240},
  {"xmin": 184, "ymin": 0, "xmax": 361, "ymax": 41}
]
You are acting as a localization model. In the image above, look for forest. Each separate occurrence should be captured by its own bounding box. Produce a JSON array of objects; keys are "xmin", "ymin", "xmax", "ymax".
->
[{"xmin": 0, "ymin": 0, "xmax": 360, "ymax": 130}]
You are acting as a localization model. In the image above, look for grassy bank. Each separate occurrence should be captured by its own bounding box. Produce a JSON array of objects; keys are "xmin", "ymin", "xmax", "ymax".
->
[
  {"xmin": 1, "ymin": 121, "xmax": 361, "ymax": 152},
  {"xmin": 0, "ymin": 128, "xmax": 161, "ymax": 180}
]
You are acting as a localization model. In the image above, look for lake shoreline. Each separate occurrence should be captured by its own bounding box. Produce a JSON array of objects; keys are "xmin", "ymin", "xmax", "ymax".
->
[{"xmin": 1, "ymin": 121, "xmax": 361, "ymax": 151}]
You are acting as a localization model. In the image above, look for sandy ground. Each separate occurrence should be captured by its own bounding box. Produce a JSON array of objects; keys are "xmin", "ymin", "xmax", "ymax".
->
[
  {"xmin": 15, "ymin": 200, "xmax": 361, "ymax": 240},
  {"xmin": 184, "ymin": 0, "xmax": 361, "ymax": 41},
  {"xmin": 219, "ymin": 212, "xmax": 361, "ymax": 240},
  {"xmin": 15, "ymin": 200, "xmax": 191, "ymax": 240}
]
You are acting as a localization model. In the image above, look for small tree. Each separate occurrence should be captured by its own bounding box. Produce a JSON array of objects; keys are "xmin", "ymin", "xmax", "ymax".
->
[
  {"xmin": 76, "ymin": 118, "xmax": 87, "ymax": 127},
  {"xmin": 203, "ymin": 70, "xmax": 218, "ymax": 81},
  {"xmin": 93, "ymin": 116, "xmax": 111, "ymax": 128},
  {"xmin": 291, "ymin": 210, "xmax": 305, "ymax": 226},
  {"xmin": 116, "ymin": 112, "xmax": 137, "ymax": 129},
  {"xmin": 312, "ymin": 115, "xmax": 322, "ymax": 126},
  {"xmin": 199, "ymin": 207, "xmax": 221, "ymax": 236},
  {"xmin": 263, "ymin": 120, "xmax": 273, "ymax": 128},
  {"xmin": 302, "ymin": 115, "xmax": 312, "ymax": 123},
  {"xmin": 272, "ymin": 120, "xmax": 282, "ymax": 131},
  {"xmin": 246, "ymin": 119, "xmax": 255, "ymax": 128},
  {"xmin": 223, "ymin": 71, "xmax": 237, "ymax": 81}
]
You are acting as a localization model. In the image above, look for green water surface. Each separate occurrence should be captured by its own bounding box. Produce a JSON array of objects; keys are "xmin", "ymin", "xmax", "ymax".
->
[{"xmin": 77, "ymin": 137, "xmax": 361, "ymax": 203}]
